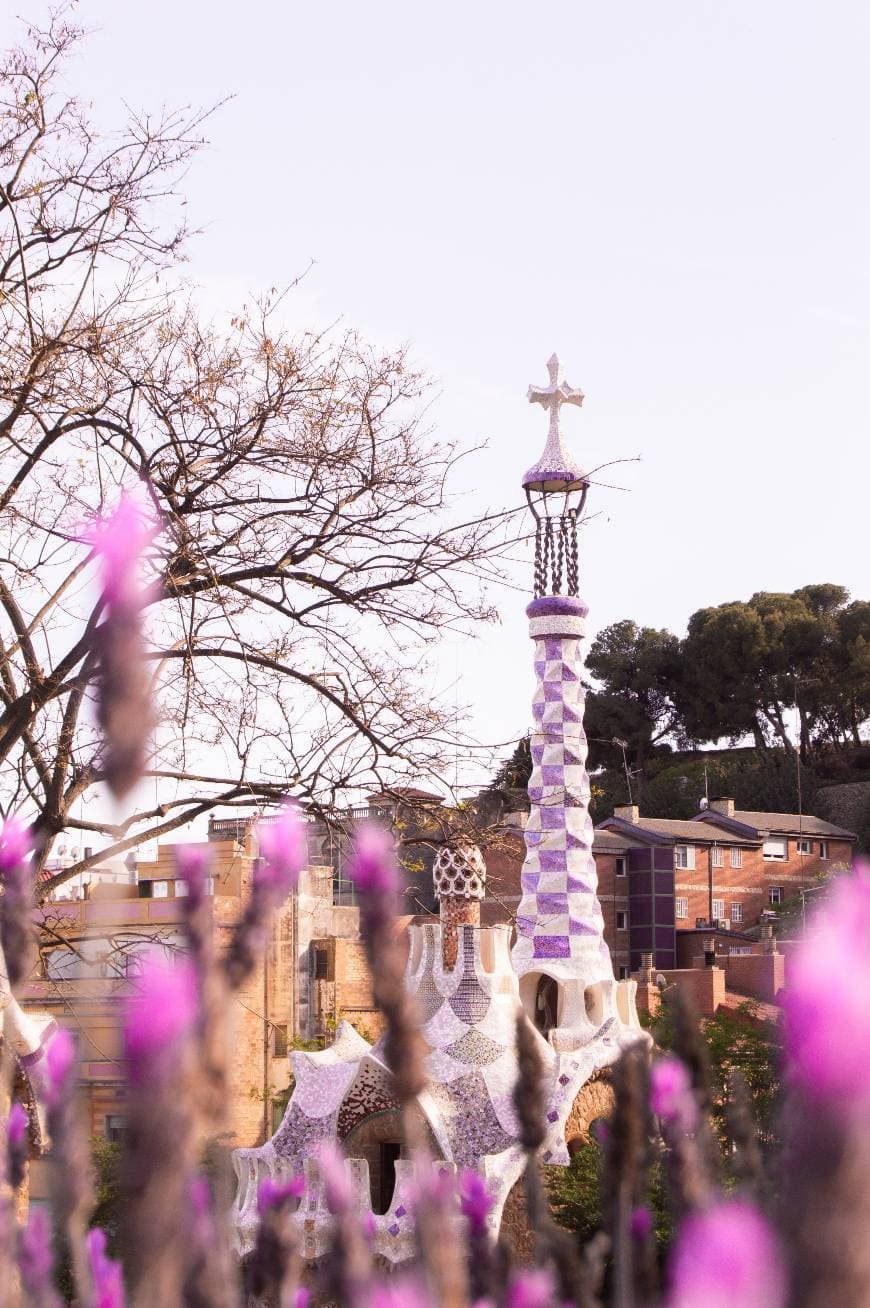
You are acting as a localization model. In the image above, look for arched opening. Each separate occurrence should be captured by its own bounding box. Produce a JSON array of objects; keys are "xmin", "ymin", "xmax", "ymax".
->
[{"xmin": 533, "ymin": 974, "xmax": 559, "ymax": 1036}]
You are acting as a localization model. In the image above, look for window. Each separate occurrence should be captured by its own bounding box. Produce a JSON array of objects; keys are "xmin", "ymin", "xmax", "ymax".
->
[
  {"xmin": 729, "ymin": 847, "xmax": 743, "ymax": 869},
  {"xmin": 616, "ymin": 911, "xmax": 628, "ymax": 931},
  {"xmin": 174, "ymin": 879, "xmax": 189, "ymax": 897},
  {"xmin": 618, "ymin": 965, "xmax": 631, "ymax": 980},
  {"xmin": 151, "ymin": 880, "xmax": 169, "ymax": 899},
  {"xmin": 729, "ymin": 946, "xmax": 752, "ymax": 956},
  {"xmin": 712, "ymin": 898, "xmax": 725, "ymax": 922},
  {"xmin": 769, "ymin": 887, "xmax": 783, "ymax": 906},
  {"xmin": 312, "ymin": 947, "xmax": 330, "ymax": 981},
  {"xmin": 105, "ymin": 1114, "xmax": 128, "ymax": 1143},
  {"xmin": 333, "ymin": 875, "xmax": 357, "ymax": 906},
  {"xmin": 730, "ymin": 902, "xmax": 743, "ymax": 924},
  {"xmin": 615, "ymin": 857, "xmax": 627, "ymax": 877},
  {"xmin": 674, "ymin": 845, "xmax": 695, "ymax": 870},
  {"xmin": 675, "ymin": 897, "xmax": 688, "ymax": 920},
  {"xmin": 711, "ymin": 846, "xmax": 724, "ymax": 868},
  {"xmin": 819, "ymin": 840, "xmax": 828, "ymax": 860},
  {"xmin": 797, "ymin": 838, "xmax": 812, "ymax": 856},
  {"xmin": 762, "ymin": 837, "xmax": 787, "ymax": 861},
  {"xmin": 204, "ymin": 876, "xmax": 215, "ymax": 896},
  {"xmin": 272, "ymin": 1023, "xmax": 288, "ymax": 1058}
]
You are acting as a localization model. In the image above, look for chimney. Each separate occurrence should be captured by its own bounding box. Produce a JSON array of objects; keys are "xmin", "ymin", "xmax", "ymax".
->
[
  {"xmin": 709, "ymin": 797, "xmax": 735, "ymax": 818},
  {"xmin": 433, "ymin": 845, "xmax": 486, "ymax": 970},
  {"xmin": 613, "ymin": 804, "xmax": 640, "ymax": 824}
]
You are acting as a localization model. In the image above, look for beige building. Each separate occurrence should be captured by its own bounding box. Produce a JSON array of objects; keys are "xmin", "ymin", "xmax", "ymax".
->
[{"xmin": 23, "ymin": 819, "xmax": 366, "ymax": 1202}]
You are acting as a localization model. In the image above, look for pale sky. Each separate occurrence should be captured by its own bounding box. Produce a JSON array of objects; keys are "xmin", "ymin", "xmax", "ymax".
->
[{"xmin": 6, "ymin": 2, "xmax": 869, "ymax": 793}]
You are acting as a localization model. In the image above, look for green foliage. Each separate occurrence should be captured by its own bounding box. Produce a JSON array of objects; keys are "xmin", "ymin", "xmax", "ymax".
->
[
  {"xmin": 584, "ymin": 621, "xmax": 682, "ymax": 773},
  {"xmin": 491, "ymin": 736, "xmax": 532, "ymax": 790},
  {"xmin": 547, "ymin": 1140, "xmax": 674, "ymax": 1263},
  {"xmin": 649, "ymin": 999, "xmax": 782, "ymax": 1148}
]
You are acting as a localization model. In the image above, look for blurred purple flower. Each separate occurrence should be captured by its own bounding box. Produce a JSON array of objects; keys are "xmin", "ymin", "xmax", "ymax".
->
[
  {"xmin": 174, "ymin": 845, "xmax": 211, "ymax": 901},
  {"xmin": 257, "ymin": 1173, "xmax": 305, "ymax": 1212},
  {"xmin": 349, "ymin": 823, "xmax": 398, "ymax": 896},
  {"xmin": 459, "ymin": 1169, "xmax": 494, "ymax": 1236},
  {"xmin": 87, "ymin": 1226, "xmax": 126, "ymax": 1308},
  {"xmin": 631, "ymin": 1204, "xmax": 653, "ymax": 1239},
  {"xmin": 506, "ymin": 1269, "xmax": 556, "ymax": 1308},
  {"xmin": 19, "ymin": 1207, "xmax": 59, "ymax": 1303},
  {"xmin": 295, "ymin": 1290, "xmax": 311, "ymax": 1308},
  {"xmin": 315, "ymin": 1141, "xmax": 354, "ymax": 1215},
  {"xmin": 784, "ymin": 867, "xmax": 870, "ymax": 1105},
  {"xmin": 369, "ymin": 1278, "xmax": 429, "ymax": 1308},
  {"xmin": 7, "ymin": 1099, "xmax": 27, "ymax": 1146},
  {"xmin": 667, "ymin": 1199, "xmax": 785, "ymax": 1308},
  {"xmin": 86, "ymin": 495, "xmax": 154, "ymax": 606},
  {"xmin": 44, "ymin": 1027, "xmax": 76, "ymax": 1104},
  {"xmin": 123, "ymin": 956, "xmax": 197, "ymax": 1070},
  {"xmin": 0, "ymin": 816, "xmax": 32, "ymax": 874},
  {"xmin": 256, "ymin": 805, "xmax": 306, "ymax": 898},
  {"xmin": 651, "ymin": 1056, "xmax": 696, "ymax": 1130}
]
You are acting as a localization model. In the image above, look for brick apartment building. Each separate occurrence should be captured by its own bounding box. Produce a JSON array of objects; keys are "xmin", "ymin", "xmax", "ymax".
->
[{"xmin": 598, "ymin": 797, "xmax": 856, "ymax": 971}]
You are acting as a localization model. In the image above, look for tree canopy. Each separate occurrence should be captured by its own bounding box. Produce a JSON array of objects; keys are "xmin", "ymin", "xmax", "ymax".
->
[{"xmin": 0, "ymin": 14, "xmax": 518, "ymax": 895}]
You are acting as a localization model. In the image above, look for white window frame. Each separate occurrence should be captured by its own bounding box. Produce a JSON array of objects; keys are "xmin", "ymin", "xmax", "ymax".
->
[
  {"xmin": 729, "ymin": 946, "xmax": 752, "ymax": 956},
  {"xmin": 618, "ymin": 965, "xmax": 631, "ymax": 980},
  {"xmin": 615, "ymin": 857, "xmax": 627, "ymax": 877},
  {"xmin": 712, "ymin": 898, "xmax": 725, "ymax": 922},
  {"xmin": 616, "ymin": 910, "xmax": 628, "ymax": 931},
  {"xmin": 797, "ymin": 837, "xmax": 812, "ymax": 856},
  {"xmin": 769, "ymin": 886, "xmax": 783, "ymax": 906},
  {"xmin": 174, "ymin": 879, "xmax": 189, "ymax": 897},
  {"xmin": 711, "ymin": 846, "xmax": 724, "ymax": 868},
  {"xmin": 819, "ymin": 840, "xmax": 828, "ymax": 860},
  {"xmin": 729, "ymin": 846, "xmax": 743, "ymax": 869},
  {"xmin": 151, "ymin": 879, "xmax": 169, "ymax": 899},
  {"xmin": 762, "ymin": 837, "xmax": 788, "ymax": 861},
  {"xmin": 730, "ymin": 902, "xmax": 743, "ymax": 924},
  {"xmin": 674, "ymin": 844, "xmax": 695, "ymax": 870},
  {"xmin": 675, "ymin": 896, "xmax": 688, "ymax": 920}
]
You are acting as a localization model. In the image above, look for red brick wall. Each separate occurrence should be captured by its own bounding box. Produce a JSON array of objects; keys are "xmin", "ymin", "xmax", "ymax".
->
[
  {"xmin": 721, "ymin": 951, "xmax": 786, "ymax": 1002},
  {"xmin": 673, "ymin": 837, "xmax": 854, "ymax": 931}
]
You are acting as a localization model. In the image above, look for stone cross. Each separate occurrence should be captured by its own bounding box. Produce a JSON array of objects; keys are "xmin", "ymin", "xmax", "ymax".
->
[{"xmin": 527, "ymin": 353, "xmax": 584, "ymax": 440}]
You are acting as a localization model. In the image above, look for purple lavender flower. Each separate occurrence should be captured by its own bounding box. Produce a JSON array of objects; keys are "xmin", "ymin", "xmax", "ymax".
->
[
  {"xmin": 0, "ymin": 816, "xmax": 32, "ymax": 873},
  {"xmin": 174, "ymin": 844, "xmax": 211, "ymax": 902},
  {"xmin": 666, "ymin": 1199, "xmax": 786, "ymax": 1308},
  {"xmin": 257, "ymin": 1174, "xmax": 306, "ymax": 1213},
  {"xmin": 349, "ymin": 823, "xmax": 398, "ymax": 896},
  {"xmin": 0, "ymin": 815, "xmax": 36, "ymax": 988},
  {"xmin": 123, "ymin": 955, "xmax": 197, "ymax": 1073},
  {"xmin": 505, "ymin": 1269, "xmax": 556, "ymax": 1308},
  {"xmin": 87, "ymin": 1227, "xmax": 126, "ymax": 1308},
  {"xmin": 651, "ymin": 1056, "xmax": 697, "ymax": 1130},
  {"xmin": 18, "ymin": 1207, "xmax": 60, "ymax": 1306},
  {"xmin": 631, "ymin": 1204, "xmax": 653, "ymax": 1240},
  {"xmin": 87, "ymin": 495, "xmax": 155, "ymax": 605},
  {"xmin": 784, "ymin": 867, "xmax": 870, "ymax": 1106},
  {"xmin": 85, "ymin": 495, "xmax": 157, "ymax": 800},
  {"xmin": 315, "ymin": 1141, "xmax": 354, "ymax": 1215},
  {"xmin": 7, "ymin": 1100, "xmax": 27, "ymax": 1146},
  {"xmin": 459, "ymin": 1169, "xmax": 494, "ymax": 1236},
  {"xmin": 256, "ymin": 805, "xmax": 306, "ymax": 897},
  {"xmin": 44, "ymin": 1027, "xmax": 76, "ymax": 1104}
]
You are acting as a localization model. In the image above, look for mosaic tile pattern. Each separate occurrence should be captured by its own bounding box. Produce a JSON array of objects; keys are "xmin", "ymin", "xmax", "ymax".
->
[{"xmin": 512, "ymin": 607, "xmax": 614, "ymax": 986}]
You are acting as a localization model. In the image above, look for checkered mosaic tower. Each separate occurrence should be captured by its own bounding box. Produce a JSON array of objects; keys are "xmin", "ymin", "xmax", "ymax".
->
[{"xmin": 511, "ymin": 356, "xmax": 615, "ymax": 986}]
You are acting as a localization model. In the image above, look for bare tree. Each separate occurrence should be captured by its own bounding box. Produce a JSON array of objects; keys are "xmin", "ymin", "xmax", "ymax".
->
[{"xmin": 0, "ymin": 12, "xmax": 519, "ymax": 898}]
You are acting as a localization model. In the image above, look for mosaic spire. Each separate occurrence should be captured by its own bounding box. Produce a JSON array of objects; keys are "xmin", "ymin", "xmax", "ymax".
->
[{"xmin": 512, "ymin": 357, "xmax": 614, "ymax": 987}]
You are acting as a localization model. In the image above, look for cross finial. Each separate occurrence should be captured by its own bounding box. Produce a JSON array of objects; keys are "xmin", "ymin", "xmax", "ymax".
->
[{"xmin": 527, "ymin": 353, "xmax": 584, "ymax": 440}]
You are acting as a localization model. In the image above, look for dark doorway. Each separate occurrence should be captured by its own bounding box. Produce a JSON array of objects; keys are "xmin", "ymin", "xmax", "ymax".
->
[
  {"xmin": 378, "ymin": 1141, "xmax": 403, "ymax": 1214},
  {"xmin": 534, "ymin": 974, "xmax": 559, "ymax": 1036}
]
